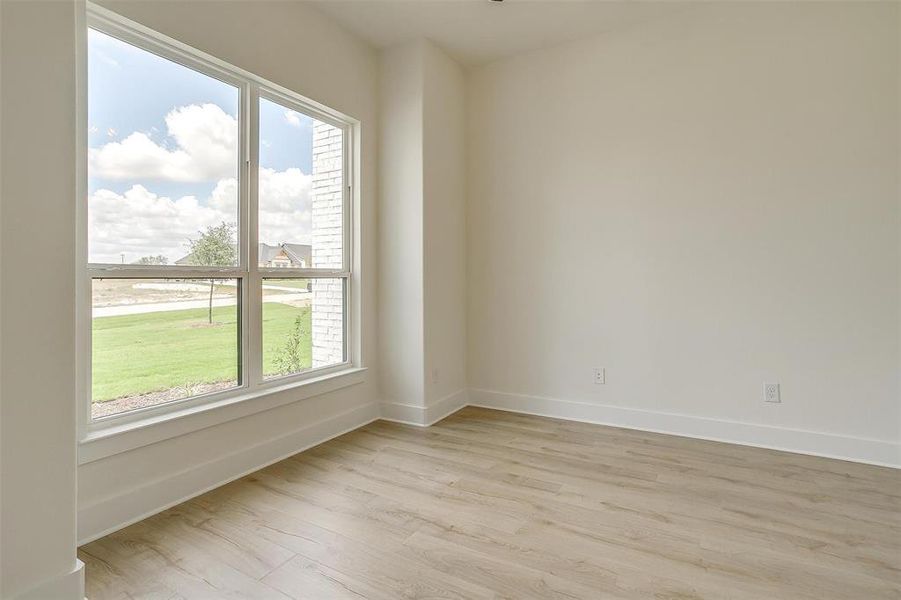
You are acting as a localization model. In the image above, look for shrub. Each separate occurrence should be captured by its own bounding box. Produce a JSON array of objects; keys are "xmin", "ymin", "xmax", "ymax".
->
[{"xmin": 273, "ymin": 315, "xmax": 306, "ymax": 374}]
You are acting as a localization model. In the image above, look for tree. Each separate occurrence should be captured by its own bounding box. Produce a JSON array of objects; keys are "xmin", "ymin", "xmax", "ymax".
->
[
  {"xmin": 186, "ymin": 222, "xmax": 236, "ymax": 324},
  {"xmin": 134, "ymin": 254, "xmax": 168, "ymax": 265}
]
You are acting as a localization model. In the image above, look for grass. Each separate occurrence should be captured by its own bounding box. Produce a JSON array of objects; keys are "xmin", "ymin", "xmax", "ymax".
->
[
  {"xmin": 92, "ymin": 302, "xmax": 311, "ymax": 402},
  {"xmin": 263, "ymin": 279, "xmax": 310, "ymax": 290}
]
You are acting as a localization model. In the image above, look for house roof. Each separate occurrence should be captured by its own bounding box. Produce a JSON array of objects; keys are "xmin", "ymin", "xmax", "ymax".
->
[
  {"xmin": 257, "ymin": 243, "xmax": 282, "ymax": 265},
  {"xmin": 281, "ymin": 243, "xmax": 312, "ymax": 267}
]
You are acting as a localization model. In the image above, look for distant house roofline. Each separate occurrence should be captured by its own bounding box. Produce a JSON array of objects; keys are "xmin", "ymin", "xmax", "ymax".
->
[{"xmin": 175, "ymin": 242, "xmax": 311, "ymax": 267}]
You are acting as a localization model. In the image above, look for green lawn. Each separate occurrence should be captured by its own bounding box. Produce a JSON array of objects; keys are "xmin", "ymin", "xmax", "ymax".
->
[
  {"xmin": 92, "ymin": 302, "xmax": 311, "ymax": 402},
  {"xmin": 264, "ymin": 279, "xmax": 309, "ymax": 290}
]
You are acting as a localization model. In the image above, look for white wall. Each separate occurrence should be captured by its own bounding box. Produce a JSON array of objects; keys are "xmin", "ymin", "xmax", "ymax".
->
[
  {"xmin": 378, "ymin": 40, "xmax": 468, "ymax": 424},
  {"xmin": 78, "ymin": 0, "xmax": 381, "ymax": 542},
  {"xmin": 1, "ymin": 1, "xmax": 84, "ymax": 597},
  {"xmin": 378, "ymin": 42, "xmax": 426, "ymax": 414},
  {"xmin": 467, "ymin": 2, "xmax": 900, "ymax": 465},
  {"xmin": 423, "ymin": 41, "xmax": 467, "ymax": 408}
]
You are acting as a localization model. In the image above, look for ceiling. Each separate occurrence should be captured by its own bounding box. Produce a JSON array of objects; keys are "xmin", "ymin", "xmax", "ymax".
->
[{"xmin": 311, "ymin": 0, "xmax": 688, "ymax": 66}]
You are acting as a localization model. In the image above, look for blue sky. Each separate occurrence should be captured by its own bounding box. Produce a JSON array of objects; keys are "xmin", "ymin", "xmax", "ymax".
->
[{"xmin": 88, "ymin": 28, "xmax": 319, "ymax": 263}]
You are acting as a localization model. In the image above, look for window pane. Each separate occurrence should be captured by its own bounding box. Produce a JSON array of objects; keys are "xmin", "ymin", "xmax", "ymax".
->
[
  {"xmin": 262, "ymin": 278, "xmax": 345, "ymax": 378},
  {"xmin": 92, "ymin": 278, "xmax": 241, "ymax": 419},
  {"xmin": 258, "ymin": 97, "xmax": 343, "ymax": 269},
  {"xmin": 88, "ymin": 29, "xmax": 239, "ymax": 266}
]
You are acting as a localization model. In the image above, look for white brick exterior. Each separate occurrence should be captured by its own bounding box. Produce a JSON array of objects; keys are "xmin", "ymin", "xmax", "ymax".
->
[{"xmin": 311, "ymin": 122, "xmax": 345, "ymax": 367}]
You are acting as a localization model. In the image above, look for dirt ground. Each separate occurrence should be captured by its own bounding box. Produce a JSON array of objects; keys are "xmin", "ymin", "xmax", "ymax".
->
[{"xmin": 91, "ymin": 380, "xmax": 238, "ymax": 419}]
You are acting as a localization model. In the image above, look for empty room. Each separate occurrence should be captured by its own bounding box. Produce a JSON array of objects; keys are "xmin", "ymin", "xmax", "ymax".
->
[{"xmin": 1, "ymin": 0, "xmax": 899, "ymax": 598}]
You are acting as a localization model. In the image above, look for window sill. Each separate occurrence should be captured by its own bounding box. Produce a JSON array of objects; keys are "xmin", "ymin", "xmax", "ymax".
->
[{"xmin": 78, "ymin": 366, "xmax": 367, "ymax": 464}]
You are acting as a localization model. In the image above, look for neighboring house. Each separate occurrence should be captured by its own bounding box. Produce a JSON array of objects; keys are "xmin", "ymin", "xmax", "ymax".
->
[
  {"xmin": 175, "ymin": 243, "xmax": 311, "ymax": 267},
  {"xmin": 259, "ymin": 243, "xmax": 311, "ymax": 268}
]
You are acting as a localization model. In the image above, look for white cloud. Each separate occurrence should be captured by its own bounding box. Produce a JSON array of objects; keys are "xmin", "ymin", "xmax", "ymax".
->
[
  {"xmin": 89, "ymin": 103, "xmax": 238, "ymax": 182},
  {"xmin": 88, "ymin": 168, "xmax": 312, "ymax": 264},
  {"xmin": 88, "ymin": 102, "xmax": 313, "ymax": 263},
  {"xmin": 89, "ymin": 184, "xmax": 234, "ymax": 264},
  {"xmin": 284, "ymin": 110, "xmax": 302, "ymax": 127},
  {"xmin": 205, "ymin": 167, "xmax": 313, "ymax": 247},
  {"xmin": 258, "ymin": 167, "xmax": 312, "ymax": 246}
]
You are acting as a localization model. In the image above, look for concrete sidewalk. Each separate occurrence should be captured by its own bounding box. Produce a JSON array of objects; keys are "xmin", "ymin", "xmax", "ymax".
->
[{"xmin": 93, "ymin": 292, "xmax": 310, "ymax": 318}]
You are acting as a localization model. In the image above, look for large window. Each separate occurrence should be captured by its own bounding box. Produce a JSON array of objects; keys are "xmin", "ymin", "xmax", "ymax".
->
[{"xmin": 83, "ymin": 9, "xmax": 354, "ymax": 424}]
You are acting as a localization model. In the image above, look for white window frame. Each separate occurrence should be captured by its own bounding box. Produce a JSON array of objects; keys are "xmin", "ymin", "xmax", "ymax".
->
[{"xmin": 76, "ymin": 3, "xmax": 363, "ymax": 460}]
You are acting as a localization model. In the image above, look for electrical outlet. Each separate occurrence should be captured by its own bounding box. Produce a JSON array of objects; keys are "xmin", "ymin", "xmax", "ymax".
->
[
  {"xmin": 764, "ymin": 383, "xmax": 781, "ymax": 403},
  {"xmin": 594, "ymin": 368, "xmax": 605, "ymax": 385},
  {"xmin": 431, "ymin": 368, "xmax": 440, "ymax": 385}
]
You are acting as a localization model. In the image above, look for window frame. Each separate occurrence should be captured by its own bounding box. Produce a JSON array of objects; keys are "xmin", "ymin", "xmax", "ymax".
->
[{"xmin": 77, "ymin": 3, "xmax": 360, "ymax": 448}]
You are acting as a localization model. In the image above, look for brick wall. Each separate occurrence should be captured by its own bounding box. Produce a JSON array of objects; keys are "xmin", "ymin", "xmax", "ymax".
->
[{"xmin": 311, "ymin": 121, "xmax": 345, "ymax": 367}]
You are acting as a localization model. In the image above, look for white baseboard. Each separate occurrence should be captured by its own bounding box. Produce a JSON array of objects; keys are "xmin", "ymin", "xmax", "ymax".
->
[
  {"xmin": 77, "ymin": 387, "xmax": 896, "ymax": 546},
  {"xmin": 380, "ymin": 389, "xmax": 469, "ymax": 427},
  {"xmin": 469, "ymin": 388, "xmax": 900, "ymax": 468},
  {"xmin": 77, "ymin": 403, "xmax": 380, "ymax": 545},
  {"xmin": 11, "ymin": 559, "xmax": 84, "ymax": 600}
]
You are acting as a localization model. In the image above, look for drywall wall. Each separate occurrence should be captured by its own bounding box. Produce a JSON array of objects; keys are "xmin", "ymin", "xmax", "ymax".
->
[
  {"xmin": 77, "ymin": 0, "xmax": 381, "ymax": 541},
  {"xmin": 467, "ymin": 2, "xmax": 900, "ymax": 464},
  {"xmin": 378, "ymin": 40, "xmax": 468, "ymax": 423},
  {"xmin": 423, "ymin": 41, "xmax": 468, "ymax": 410},
  {"xmin": 378, "ymin": 41, "xmax": 426, "ymax": 416},
  {"xmin": 1, "ymin": 1, "xmax": 85, "ymax": 597}
]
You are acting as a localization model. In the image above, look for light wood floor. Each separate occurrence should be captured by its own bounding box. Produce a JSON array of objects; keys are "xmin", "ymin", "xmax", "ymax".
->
[{"xmin": 80, "ymin": 407, "xmax": 900, "ymax": 599}]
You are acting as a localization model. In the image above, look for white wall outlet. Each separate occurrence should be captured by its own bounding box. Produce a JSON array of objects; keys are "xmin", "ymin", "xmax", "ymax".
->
[
  {"xmin": 764, "ymin": 382, "xmax": 781, "ymax": 403},
  {"xmin": 431, "ymin": 368, "xmax": 440, "ymax": 385},
  {"xmin": 594, "ymin": 368, "xmax": 605, "ymax": 385}
]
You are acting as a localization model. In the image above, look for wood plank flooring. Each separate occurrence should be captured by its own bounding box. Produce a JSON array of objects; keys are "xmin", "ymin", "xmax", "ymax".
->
[{"xmin": 79, "ymin": 407, "xmax": 901, "ymax": 599}]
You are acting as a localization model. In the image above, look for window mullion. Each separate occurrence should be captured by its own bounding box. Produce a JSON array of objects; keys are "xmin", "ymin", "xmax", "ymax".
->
[{"xmin": 246, "ymin": 82, "xmax": 262, "ymax": 391}]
